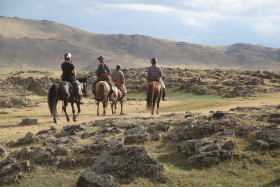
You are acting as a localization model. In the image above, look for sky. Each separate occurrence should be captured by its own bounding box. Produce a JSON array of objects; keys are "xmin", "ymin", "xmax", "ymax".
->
[{"xmin": 1, "ymin": 0, "xmax": 280, "ymax": 48}]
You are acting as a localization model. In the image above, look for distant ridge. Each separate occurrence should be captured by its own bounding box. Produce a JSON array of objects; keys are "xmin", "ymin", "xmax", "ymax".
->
[{"xmin": 0, "ymin": 16, "xmax": 280, "ymax": 72}]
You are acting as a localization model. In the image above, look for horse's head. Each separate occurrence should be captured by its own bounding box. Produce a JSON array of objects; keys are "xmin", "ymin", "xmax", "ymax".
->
[{"xmin": 78, "ymin": 78, "xmax": 88, "ymax": 96}]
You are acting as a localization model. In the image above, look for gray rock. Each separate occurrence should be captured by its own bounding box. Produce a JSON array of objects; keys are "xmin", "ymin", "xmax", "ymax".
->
[
  {"xmin": 82, "ymin": 157, "xmax": 95, "ymax": 165},
  {"xmin": 151, "ymin": 132, "xmax": 162, "ymax": 141},
  {"xmin": 19, "ymin": 118, "xmax": 37, "ymax": 125},
  {"xmin": 252, "ymin": 140, "xmax": 270, "ymax": 148},
  {"xmin": 30, "ymin": 147, "xmax": 55, "ymax": 164},
  {"xmin": 124, "ymin": 134, "xmax": 149, "ymax": 144},
  {"xmin": 54, "ymin": 145, "xmax": 70, "ymax": 156},
  {"xmin": 253, "ymin": 128, "xmax": 280, "ymax": 148},
  {"xmin": 0, "ymin": 159, "xmax": 29, "ymax": 185},
  {"xmin": 91, "ymin": 146, "xmax": 167, "ymax": 184},
  {"xmin": 20, "ymin": 146, "xmax": 32, "ymax": 159},
  {"xmin": 0, "ymin": 146, "xmax": 10, "ymax": 157},
  {"xmin": 124, "ymin": 125, "xmax": 146, "ymax": 135},
  {"xmin": 57, "ymin": 158, "xmax": 76, "ymax": 169},
  {"xmin": 222, "ymin": 140, "xmax": 237, "ymax": 150},
  {"xmin": 77, "ymin": 170, "xmax": 120, "ymax": 187},
  {"xmin": 15, "ymin": 132, "xmax": 37, "ymax": 145}
]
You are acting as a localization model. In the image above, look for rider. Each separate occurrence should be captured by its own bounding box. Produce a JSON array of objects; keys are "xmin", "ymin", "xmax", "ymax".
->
[
  {"xmin": 146, "ymin": 58, "xmax": 167, "ymax": 101},
  {"xmin": 111, "ymin": 64, "xmax": 127, "ymax": 100},
  {"xmin": 92, "ymin": 56, "xmax": 115, "ymax": 100},
  {"xmin": 61, "ymin": 52, "xmax": 82, "ymax": 103}
]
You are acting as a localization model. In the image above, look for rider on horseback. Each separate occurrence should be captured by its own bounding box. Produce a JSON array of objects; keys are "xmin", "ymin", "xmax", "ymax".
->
[
  {"xmin": 111, "ymin": 64, "xmax": 127, "ymax": 101},
  {"xmin": 61, "ymin": 52, "xmax": 83, "ymax": 103},
  {"xmin": 92, "ymin": 56, "xmax": 115, "ymax": 100},
  {"xmin": 147, "ymin": 58, "xmax": 167, "ymax": 101}
]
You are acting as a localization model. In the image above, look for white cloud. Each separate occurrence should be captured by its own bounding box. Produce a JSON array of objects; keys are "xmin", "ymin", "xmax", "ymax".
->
[{"xmin": 112, "ymin": 4, "xmax": 176, "ymax": 13}]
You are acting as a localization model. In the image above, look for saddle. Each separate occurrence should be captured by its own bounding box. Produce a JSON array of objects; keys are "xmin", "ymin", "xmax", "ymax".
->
[
  {"xmin": 65, "ymin": 81, "xmax": 83, "ymax": 96},
  {"xmin": 66, "ymin": 81, "xmax": 74, "ymax": 91}
]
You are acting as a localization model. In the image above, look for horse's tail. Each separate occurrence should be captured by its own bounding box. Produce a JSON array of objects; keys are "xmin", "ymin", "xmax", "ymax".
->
[
  {"xmin": 48, "ymin": 83, "xmax": 59, "ymax": 117},
  {"xmin": 94, "ymin": 82, "xmax": 106, "ymax": 101},
  {"xmin": 146, "ymin": 82, "xmax": 154, "ymax": 110}
]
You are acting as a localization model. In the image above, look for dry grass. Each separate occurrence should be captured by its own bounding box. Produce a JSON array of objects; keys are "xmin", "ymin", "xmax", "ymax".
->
[{"xmin": 1, "ymin": 91, "xmax": 280, "ymax": 186}]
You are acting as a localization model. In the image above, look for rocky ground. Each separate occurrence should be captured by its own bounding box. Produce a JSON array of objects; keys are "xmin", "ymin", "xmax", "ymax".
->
[
  {"xmin": 0, "ymin": 105, "xmax": 280, "ymax": 186},
  {"xmin": 0, "ymin": 69, "xmax": 280, "ymax": 186}
]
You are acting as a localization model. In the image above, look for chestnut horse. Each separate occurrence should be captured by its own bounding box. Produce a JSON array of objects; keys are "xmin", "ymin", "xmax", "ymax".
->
[
  {"xmin": 111, "ymin": 88, "xmax": 124, "ymax": 115},
  {"xmin": 146, "ymin": 81, "xmax": 162, "ymax": 115},
  {"xmin": 93, "ymin": 81, "xmax": 111, "ymax": 115},
  {"xmin": 48, "ymin": 78, "xmax": 87, "ymax": 123}
]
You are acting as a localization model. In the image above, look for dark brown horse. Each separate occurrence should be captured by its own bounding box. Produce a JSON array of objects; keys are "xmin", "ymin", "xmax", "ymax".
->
[
  {"xmin": 146, "ymin": 81, "xmax": 162, "ymax": 115},
  {"xmin": 48, "ymin": 78, "xmax": 87, "ymax": 123},
  {"xmin": 93, "ymin": 81, "xmax": 110, "ymax": 115},
  {"xmin": 111, "ymin": 88, "xmax": 124, "ymax": 115}
]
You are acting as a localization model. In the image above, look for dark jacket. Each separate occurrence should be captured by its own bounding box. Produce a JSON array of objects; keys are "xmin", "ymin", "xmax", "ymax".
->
[{"xmin": 96, "ymin": 63, "xmax": 112, "ymax": 76}]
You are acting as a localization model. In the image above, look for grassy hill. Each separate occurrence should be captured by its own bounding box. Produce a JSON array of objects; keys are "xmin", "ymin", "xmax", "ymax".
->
[{"xmin": 1, "ymin": 16, "xmax": 280, "ymax": 72}]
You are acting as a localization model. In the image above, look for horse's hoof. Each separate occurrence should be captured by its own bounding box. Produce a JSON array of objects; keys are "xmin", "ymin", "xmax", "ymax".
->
[{"xmin": 120, "ymin": 113, "xmax": 125, "ymax": 115}]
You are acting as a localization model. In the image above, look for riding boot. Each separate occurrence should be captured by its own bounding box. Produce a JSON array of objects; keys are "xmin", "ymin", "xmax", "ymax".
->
[
  {"xmin": 162, "ymin": 88, "xmax": 167, "ymax": 101},
  {"xmin": 109, "ymin": 88, "xmax": 114, "ymax": 100},
  {"xmin": 79, "ymin": 96, "xmax": 84, "ymax": 104}
]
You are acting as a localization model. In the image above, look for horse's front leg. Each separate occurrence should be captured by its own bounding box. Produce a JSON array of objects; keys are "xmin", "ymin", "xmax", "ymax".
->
[
  {"xmin": 120, "ymin": 101, "xmax": 124, "ymax": 115},
  {"xmin": 111, "ymin": 101, "xmax": 114, "ymax": 114},
  {"xmin": 103, "ymin": 101, "xmax": 107, "ymax": 115},
  {"xmin": 115, "ymin": 101, "xmax": 118, "ymax": 114},
  {"xmin": 71, "ymin": 102, "xmax": 76, "ymax": 122},
  {"xmin": 63, "ymin": 100, "xmax": 70, "ymax": 122},
  {"xmin": 75, "ymin": 100, "xmax": 81, "ymax": 118}
]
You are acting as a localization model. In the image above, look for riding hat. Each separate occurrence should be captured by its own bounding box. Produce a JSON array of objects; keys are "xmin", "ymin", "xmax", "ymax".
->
[
  {"xmin": 151, "ymin": 58, "xmax": 157, "ymax": 64},
  {"xmin": 64, "ymin": 53, "xmax": 72, "ymax": 59},
  {"xmin": 116, "ymin": 64, "xmax": 121, "ymax": 69},
  {"xmin": 97, "ymin": 56, "xmax": 104, "ymax": 60}
]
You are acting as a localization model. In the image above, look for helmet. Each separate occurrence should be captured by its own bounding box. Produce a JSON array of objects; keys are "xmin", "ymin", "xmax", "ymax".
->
[
  {"xmin": 97, "ymin": 56, "xmax": 104, "ymax": 60},
  {"xmin": 151, "ymin": 58, "xmax": 157, "ymax": 64},
  {"xmin": 64, "ymin": 53, "xmax": 72, "ymax": 59},
  {"xmin": 116, "ymin": 64, "xmax": 121, "ymax": 69}
]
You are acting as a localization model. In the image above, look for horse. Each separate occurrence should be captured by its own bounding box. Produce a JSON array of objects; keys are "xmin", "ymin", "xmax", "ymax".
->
[
  {"xmin": 93, "ymin": 81, "xmax": 111, "ymax": 115},
  {"xmin": 146, "ymin": 81, "xmax": 162, "ymax": 115},
  {"xmin": 111, "ymin": 88, "xmax": 124, "ymax": 115},
  {"xmin": 48, "ymin": 78, "xmax": 87, "ymax": 123}
]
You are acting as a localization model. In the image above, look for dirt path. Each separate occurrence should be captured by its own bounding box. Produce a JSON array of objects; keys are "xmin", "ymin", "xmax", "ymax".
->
[{"xmin": 1, "ymin": 93, "xmax": 279, "ymax": 142}]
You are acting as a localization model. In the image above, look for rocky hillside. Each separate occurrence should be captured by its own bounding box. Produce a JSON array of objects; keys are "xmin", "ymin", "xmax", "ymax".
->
[
  {"xmin": 1, "ymin": 16, "xmax": 280, "ymax": 72},
  {"xmin": 2, "ymin": 68, "xmax": 280, "ymax": 108}
]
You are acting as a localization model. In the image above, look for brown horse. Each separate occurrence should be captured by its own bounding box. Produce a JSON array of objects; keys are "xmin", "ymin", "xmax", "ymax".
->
[
  {"xmin": 93, "ymin": 81, "xmax": 111, "ymax": 115},
  {"xmin": 111, "ymin": 88, "xmax": 124, "ymax": 115},
  {"xmin": 146, "ymin": 81, "xmax": 162, "ymax": 115},
  {"xmin": 48, "ymin": 78, "xmax": 87, "ymax": 123}
]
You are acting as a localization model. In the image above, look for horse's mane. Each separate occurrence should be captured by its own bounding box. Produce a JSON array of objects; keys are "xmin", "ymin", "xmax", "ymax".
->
[{"xmin": 77, "ymin": 78, "xmax": 87, "ymax": 83}]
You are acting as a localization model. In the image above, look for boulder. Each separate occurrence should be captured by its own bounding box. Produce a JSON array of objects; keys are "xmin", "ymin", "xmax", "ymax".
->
[
  {"xmin": 57, "ymin": 158, "xmax": 76, "ymax": 169},
  {"xmin": 252, "ymin": 128, "xmax": 280, "ymax": 148},
  {"xmin": 91, "ymin": 146, "xmax": 167, "ymax": 184},
  {"xmin": 54, "ymin": 145, "xmax": 70, "ymax": 156},
  {"xmin": 76, "ymin": 170, "xmax": 120, "ymax": 187},
  {"xmin": 30, "ymin": 147, "xmax": 55, "ymax": 164},
  {"xmin": 14, "ymin": 132, "xmax": 37, "ymax": 146},
  {"xmin": 19, "ymin": 118, "xmax": 38, "ymax": 125},
  {"xmin": 0, "ymin": 146, "xmax": 10, "ymax": 157},
  {"xmin": 0, "ymin": 159, "xmax": 30, "ymax": 185}
]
